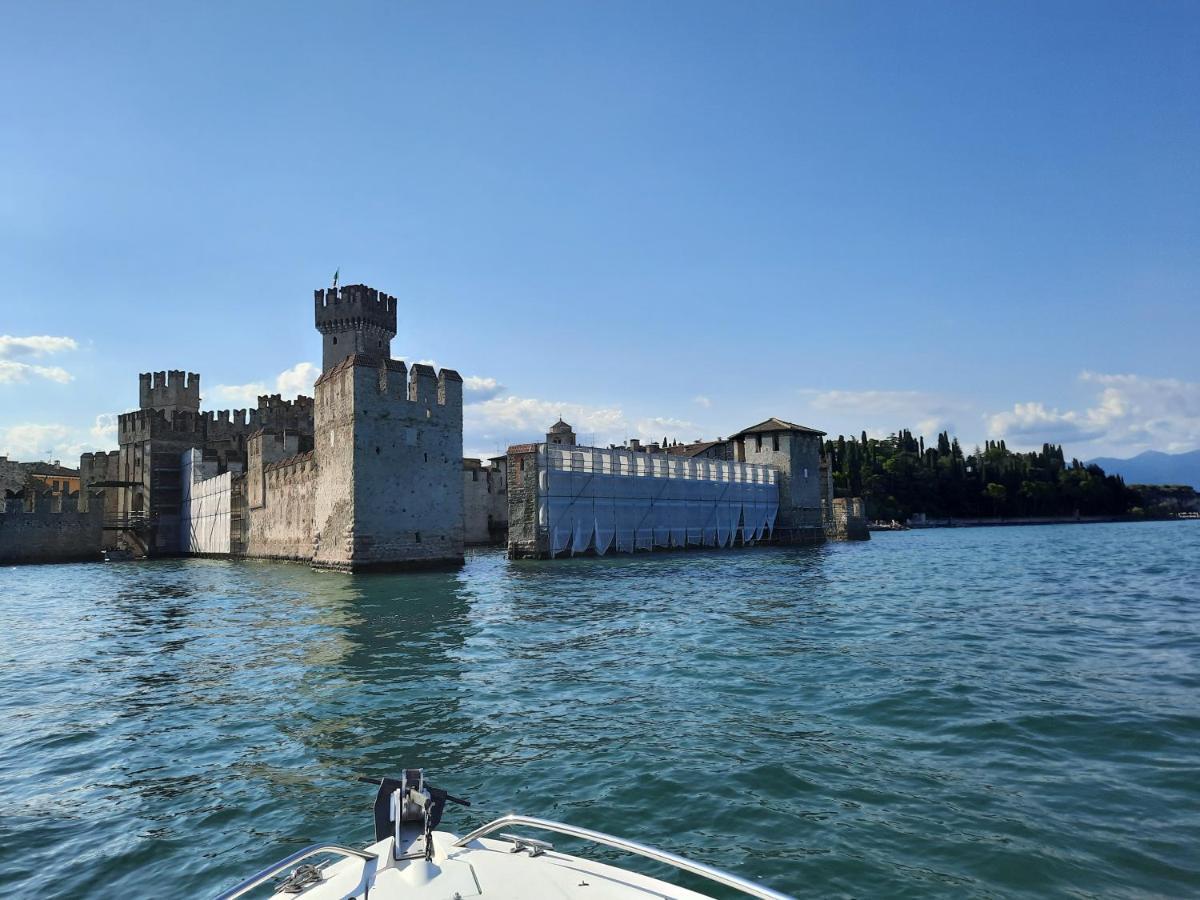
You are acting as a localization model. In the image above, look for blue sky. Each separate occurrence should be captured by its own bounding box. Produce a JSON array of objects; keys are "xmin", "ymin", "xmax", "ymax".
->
[{"xmin": 2, "ymin": 1, "xmax": 1197, "ymax": 462}]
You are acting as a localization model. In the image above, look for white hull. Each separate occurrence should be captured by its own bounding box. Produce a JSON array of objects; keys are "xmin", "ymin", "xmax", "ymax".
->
[
  {"xmin": 260, "ymin": 829, "xmax": 730, "ymax": 900},
  {"xmin": 216, "ymin": 773, "xmax": 792, "ymax": 900}
]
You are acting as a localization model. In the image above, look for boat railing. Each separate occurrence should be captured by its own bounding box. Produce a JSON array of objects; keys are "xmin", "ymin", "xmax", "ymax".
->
[
  {"xmin": 453, "ymin": 814, "xmax": 795, "ymax": 900},
  {"xmin": 213, "ymin": 843, "xmax": 377, "ymax": 900}
]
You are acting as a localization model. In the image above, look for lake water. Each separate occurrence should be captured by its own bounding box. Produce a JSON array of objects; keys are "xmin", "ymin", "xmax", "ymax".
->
[{"xmin": 1, "ymin": 522, "xmax": 1197, "ymax": 899}]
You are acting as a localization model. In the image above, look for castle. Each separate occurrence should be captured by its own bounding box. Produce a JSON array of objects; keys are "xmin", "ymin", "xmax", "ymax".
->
[
  {"xmin": 3, "ymin": 279, "xmax": 866, "ymax": 568},
  {"xmin": 79, "ymin": 283, "xmax": 465, "ymax": 571}
]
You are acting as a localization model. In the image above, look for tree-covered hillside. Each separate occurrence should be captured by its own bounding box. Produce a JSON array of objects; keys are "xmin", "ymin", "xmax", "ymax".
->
[{"xmin": 825, "ymin": 430, "xmax": 1137, "ymax": 521}]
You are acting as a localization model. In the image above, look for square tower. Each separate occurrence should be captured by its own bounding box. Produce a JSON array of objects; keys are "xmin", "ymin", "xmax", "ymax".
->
[{"xmin": 311, "ymin": 353, "xmax": 464, "ymax": 571}]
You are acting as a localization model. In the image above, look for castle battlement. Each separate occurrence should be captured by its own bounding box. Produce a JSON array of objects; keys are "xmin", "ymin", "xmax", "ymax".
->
[
  {"xmin": 315, "ymin": 283, "xmax": 398, "ymax": 370},
  {"xmin": 118, "ymin": 407, "xmax": 209, "ymax": 443},
  {"xmin": 313, "ymin": 354, "xmax": 462, "ymax": 412},
  {"xmin": 257, "ymin": 393, "xmax": 314, "ymax": 411},
  {"xmin": 314, "ymin": 284, "xmax": 397, "ymax": 333},
  {"xmin": 139, "ymin": 369, "xmax": 201, "ymax": 414},
  {"xmin": 265, "ymin": 450, "xmax": 316, "ymax": 478}
]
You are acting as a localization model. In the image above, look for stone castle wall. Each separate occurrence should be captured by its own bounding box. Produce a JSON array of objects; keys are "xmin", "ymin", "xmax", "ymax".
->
[
  {"xmin": 246, "ymin": 451, "xmax": 317, "ymax": 561},
  {"xmin": 311, "ymin": 356, "xmax": 464, "ymax": 571},
  {"xmin": 505, "ymin": 444, "xmax": 542, "ymax": 558},
  {"xmin": 463, "ymin": 459, "xmax": 507, "ymax": 545},
  {"xmin": 738, "ymin": 431, "xmax": 825, "ymax": 542},
  {"xmin": 0, "ymin": 499, "xmax": 103, "ymax": 563}
]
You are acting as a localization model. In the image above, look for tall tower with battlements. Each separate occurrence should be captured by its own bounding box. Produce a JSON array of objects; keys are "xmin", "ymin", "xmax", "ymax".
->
[
  {"xmin": 139, "ymin": 370, "xmax": 201, "ymax": 417},
  {"xmin": 314, "ymin": 284, "xmax": 397, "ymax": 371}
]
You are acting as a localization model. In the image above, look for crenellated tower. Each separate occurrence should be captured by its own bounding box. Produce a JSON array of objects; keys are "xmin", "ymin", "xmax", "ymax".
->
[
  {"xmin": 139, "ymin": 370, "xmax": 201, "ymax": 416},
  {"xmin": 310, "ymin": 353, "xmax": 464, "ymax": 572},
  {"xmin": 314, "ymin": 284, "xmax": 397, "ymax": 371}
]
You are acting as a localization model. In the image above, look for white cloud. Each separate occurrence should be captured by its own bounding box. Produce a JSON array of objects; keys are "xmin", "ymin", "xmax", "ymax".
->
[
  {"xmin": 635, "ymin": 416, "xmax": 697, "ymax": 442},
  {"xmin": 798, "ymin": 387, "xmax": 966, "ymax": 439},
  {"xmin": 0, "ymin": 423, "xmax": 72, "ymax": 460},
  {"xmin": 211, "ymin": 361, "xmax": 321, "ymax": 406},
  {"xmin": 692, "ymin": 395, "xmax": 712, "ymax": 408},
  {"xmin": 209, "ymin": 381, "xmax": 268, "ymax": 405},
  {"xmin": 0, "ymin": 360, "xmax": 73, "ymax": 384},
  {"xmin": 468, "ymin": 395, "xmax": 626, "ymax": 437},
  {"xmin": 0, "ymin": 335, "xmax": 78, "ymax": 359},
  {"xmin": 90, "ymin": 414, "xmax": 118, "ymax": 445},
  {"xmin": 276, "ymin": 362, "xmax": 320, "ymax": 398},
  {"xmin": 0, "ymin": 334, "xmax": 78, "ymax": 384},
  {"xmin": 985, "ymin": 372, "xmax": 1200, "ymax": 455},
  {"xmin": 463, "ymin": 376, "xmax": 505, "ymax": 403},
  {"xmin": 460, "ymin": 389, "xmax": 705, "ymax": 459}
]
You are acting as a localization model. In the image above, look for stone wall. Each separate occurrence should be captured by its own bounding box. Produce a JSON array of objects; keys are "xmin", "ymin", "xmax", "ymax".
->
[
  {"xmin": 311, "ymin": 355, "xmax": 465, "ymax": 571},
  {"xmin": 0, "ymin": 456, "xmax": 26, "ymax": 495},
  {"xmin": 827, "ymin": 497, "xmax": 870, "ymax": 541},
  {"xmin": 463, "ymin": 459, "xmax": 507, "ymax": 545},
  {"xmin": 739, "ymin": 431, "xmax": 824, "ymax": 542},
  {"xmin": 0, "ymin": 499, "xmax": 103, "ymax": 563},
  {"xmin": 246, "ymin": 452, "xmax": 317, "ymax": 561},
  {"xmin": 505, "ymin": 444, "xmax": 541, "ymax": 558}
]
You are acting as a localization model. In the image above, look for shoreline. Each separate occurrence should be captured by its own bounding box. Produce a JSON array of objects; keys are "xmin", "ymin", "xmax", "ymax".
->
[{"xmin": 902, "ymin": 514, "xmax": 1188, "ymax": 530}]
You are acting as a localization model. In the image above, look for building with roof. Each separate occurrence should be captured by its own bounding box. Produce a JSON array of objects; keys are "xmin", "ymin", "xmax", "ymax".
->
[
  {"xmin": 727, "ymin": 418, "xmax": 827, "ymax": 544},
  {"xmin": 546, "ymin": 419, "xmax": 577, "ymax": 447},
  {"xmin": 506, "ymin": 415, "xmax": 845, "ymax": 559}
]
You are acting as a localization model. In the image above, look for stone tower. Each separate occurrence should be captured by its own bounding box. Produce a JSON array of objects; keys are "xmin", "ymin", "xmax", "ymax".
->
[
  {"xmin": 546, "ymin": 418, "xmax": 576, "ymax": 447},
  {"xmin": 314, "ymin": 284, "xmax": 398, "ymax": 371},
  {"xmin": 139, "ymin": 370, "xmax": 201, "ymax": 417},
  {"xmin": 311, "ymin": 355, "xmax": 464, "ymax": 571}
]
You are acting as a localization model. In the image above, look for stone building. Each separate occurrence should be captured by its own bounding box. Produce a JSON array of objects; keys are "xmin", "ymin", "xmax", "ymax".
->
[
  {"xmin": 507, "ymin": 422, "xmax": 783, "ymax": 559},
  {"xmin": 463, "ymin": 456, "xmax": 508, "ymax": 545},
  {"xmin": 174, "ymin": 283, "xmax": 466, "ymax": 571},
  {"xmin": 666, "ymin": 439, "xmax": 730, "ymax": 461},
  {"xmin": 69, "ymin": 281, "xmax": 466, "ymax": 571},
  {"xmin": 0, "ymin": 489, "xmax": 103, "ymax": 563},
  {"xmin": 507, "ymin": 416, "xmax": 865, "ymax": 559},
  {"xmin": 728, "ymin": 418, "xmax": 827, "ymax": 544},
  {"xmin": 78, "ymin": 371, "xmax": 313, "ymax": 555},
  {"xmin": 546, "ymin": 419, "xmax": 576, "ymax": 447}
]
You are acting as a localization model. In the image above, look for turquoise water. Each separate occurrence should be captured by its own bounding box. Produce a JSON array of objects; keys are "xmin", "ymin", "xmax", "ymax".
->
[{"xmin": 1, "ymin": 522, "xmax": 1198, "ymax": 899}]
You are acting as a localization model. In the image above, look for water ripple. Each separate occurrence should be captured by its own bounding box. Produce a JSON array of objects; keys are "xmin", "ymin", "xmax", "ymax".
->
[{"xmin": 0, "ymin": 522, "xmax": 1198, "ymax": 898}]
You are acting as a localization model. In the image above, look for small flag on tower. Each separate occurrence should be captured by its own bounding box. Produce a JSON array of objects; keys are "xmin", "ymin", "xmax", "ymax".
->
[{"xmin": 332, "ymin": 268, "xmax": 339, "ymax": 290}]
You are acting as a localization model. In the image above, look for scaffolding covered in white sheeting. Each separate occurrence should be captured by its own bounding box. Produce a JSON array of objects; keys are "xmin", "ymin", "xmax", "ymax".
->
[{"xmin": 537, "ymin": 444, "xmax": 778, "ymax": 557}]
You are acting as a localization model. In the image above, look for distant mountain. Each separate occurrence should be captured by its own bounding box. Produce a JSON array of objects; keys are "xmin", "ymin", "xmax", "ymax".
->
[{"xmin": 1088, "ymin": 449, "xmax": 1200, "ymax": 489}]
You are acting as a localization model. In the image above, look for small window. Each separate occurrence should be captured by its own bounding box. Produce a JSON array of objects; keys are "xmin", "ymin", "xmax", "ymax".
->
[
  {"xmin": 414, "ymin": 531, "xmax": 421, "ymax": 543},
  {"xmin": 755, "ymin": 435, "xmax": 762, "ymax": 452},
  {"xmin": 804, "ymin": 468, "xmax": 809, "ymax": 479},
  {"xmin": 772, "ymin": 434, "xmax": 780, "ymax": 451},
  {"xmin": 424, "ymin": 452, "xmax": 428, "ymax": 462},
  {"xmin": 519, "ymin": 458, "xmax": 525, "ymax": 472},
  {"xmin": 375, "ymin": 446, "xmax": 380, "ymax": 454},
  {"xmin": 332, "ymin": 336, "xmax": 338, "ymax": 345}
]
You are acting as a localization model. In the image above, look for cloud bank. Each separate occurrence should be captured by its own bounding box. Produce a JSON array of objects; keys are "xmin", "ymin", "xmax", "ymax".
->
[
  {"xmin": 986, "ymin": 372, "xmax": 1200, "ymax": 455},
  {"xmin": 0, "ymin": 334, "xmax": 78, "ymax": 384}
]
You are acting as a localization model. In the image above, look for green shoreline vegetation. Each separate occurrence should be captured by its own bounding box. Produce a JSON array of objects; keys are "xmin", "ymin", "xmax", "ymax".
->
[{"xmin": 825, "ymin": 430, "xmax": 1139, "ymax": 522}]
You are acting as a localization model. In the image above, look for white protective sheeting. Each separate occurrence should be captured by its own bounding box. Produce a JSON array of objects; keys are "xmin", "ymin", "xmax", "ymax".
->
[
  {"xmin": 538, "ymin": 445, "xmax": 778, "ymax": 557},
  {"xmin": 180, "ymin": 450, "xmax": 232, "ymax": 555}
]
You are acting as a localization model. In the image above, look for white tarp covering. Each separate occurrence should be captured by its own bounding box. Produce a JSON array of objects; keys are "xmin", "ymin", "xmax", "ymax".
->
[
  {"xmin": 180, "ymin": 449, "xmax": 232, "ymax": 555},
  {"xmin": 538, "ymin": 446, "xmax": 778, "ymax": 557}
]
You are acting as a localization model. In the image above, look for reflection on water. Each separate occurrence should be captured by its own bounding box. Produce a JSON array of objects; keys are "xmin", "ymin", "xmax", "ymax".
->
[{"xmin": 2, "ymin": 524, "xmax": 1199, "ymax": 899}]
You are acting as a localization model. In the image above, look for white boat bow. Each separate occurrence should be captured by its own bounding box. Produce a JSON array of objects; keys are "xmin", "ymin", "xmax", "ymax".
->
[{"xmin": 215, "ymin": 770, "xmax": 793, "ymax": 900}]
